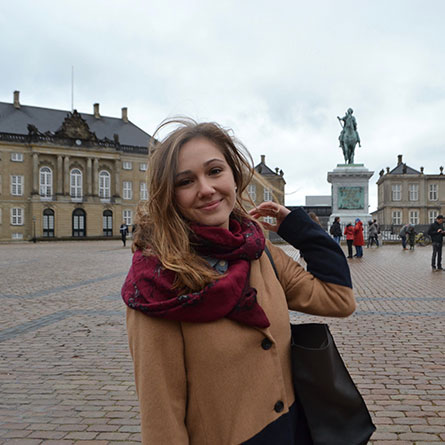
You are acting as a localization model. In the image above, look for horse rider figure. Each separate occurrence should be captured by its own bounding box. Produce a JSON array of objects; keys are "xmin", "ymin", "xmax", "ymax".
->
[{"xmin": 337, "ymin": 108, "xmax": 361, "ymax": 164}]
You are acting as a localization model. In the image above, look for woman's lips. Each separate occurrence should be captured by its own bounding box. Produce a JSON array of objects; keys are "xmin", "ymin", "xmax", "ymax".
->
[{"xmin": 198, "ymin": 200, "xmax": 222, "ymax": 211}]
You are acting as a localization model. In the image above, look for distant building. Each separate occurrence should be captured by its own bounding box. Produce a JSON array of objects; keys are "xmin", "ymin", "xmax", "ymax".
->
[
  {"xmin": 287, "ymin": 195, "xmax": 332, "ymax": 230},
  {"xmin": 0, "ymin": 91, "xmax": 151, "ymax": 241},
  {"xmin": 372, "ymin": 154, "xmax": 445, "ymax": 230}
]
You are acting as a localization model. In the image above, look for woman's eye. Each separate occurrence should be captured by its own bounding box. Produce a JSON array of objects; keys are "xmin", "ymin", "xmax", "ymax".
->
[
  {"xmin": 210, "ymin": 167, "xmax": 222, "ymax": 175},
  {"xmin": 176, "ymin": 178, "xmax": 192, "ymax": 187}
]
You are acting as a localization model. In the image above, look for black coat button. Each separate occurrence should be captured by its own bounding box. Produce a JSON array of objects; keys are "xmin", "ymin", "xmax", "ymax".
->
[
  {"xmin": 261, "ymin": 338, "xmax": 273, "ymax": 350},
  {"xmin": 274, "ymin": 401, "xmax": 284, "ymax": 413}
]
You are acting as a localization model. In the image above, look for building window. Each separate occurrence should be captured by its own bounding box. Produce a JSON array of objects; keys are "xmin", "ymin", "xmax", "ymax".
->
[
  {"xmin": 139, "ymin": 163, "xmax": 147, "ymax": 171},
  {"xmin": 43, "ymin": 209, "xmax": 55, "ymax": 237},
  {"xmin": 11, "ymin": 152, "xmax": 23, "ymax": 162},
  {"xmin": 409, "ymin": 210, "xmax": 419, "ymax": 225},
  {"xmin": 429, "ymin": 184, "xmax": 438, "ymax": 201},
  {"xmin": 264, "ymin": 216, "xmax": 276, "ymax": 225},
  {"xmin": 123, "ymin": 209, "xmax": 132, "ymax": 226},
  {"xmin": 392, "ymin": 184, "xmax": 401, "ymax": 201},
  {"xmin": 72, "ymin": 208, "xmax": 86, "ymax": 237},
  {"xmin": 12, "ymin": 233, "xmax": 24, "ymax": 240},
  {"xmin": 99, "ymin": 170, "xmax": 111, "ymax": 198},
  {"xmin": 429, "ymin": 210, "xmax": 438, "ymax": 224},
  {"xmin": 392, "ymin": 210, "xmax": 401, "ymax": 225},
  {"xmin": 70, "ymin": 169, "xmax": 83, "ymax": 198},
  {"xmin": 264, "ymin": 187, "xmax": 272, "ymax": 202},
  {"xmin": 39, "ymin": 167, "xmax": 53, "ymax": 197},
  {"xmin": 103, "ymin": 210, "xmax": 113, "ymax": 237},
  {"xmin": 123, "ymin": 181, "xmax": 132, "ymax": 200},
  {"xmin": 123, "ymin": 161, "xmax": 132, "ymax": 170},
  {"xmin": 11, "ymin": 175, "xmax": 24, "ymax": 196},
  {"xmin": 408, "ymin": 183, "xmax": 418, "ymax": 201},
  {"xmin": 248, "ymin": 184, "xmax": 256, "ymax": 202},
  {"xmin": 11, "ymin": 208, "xmax": 24, "ymax": 225},
  {"xmin": 140, "ymin": 182, "xmax": 148, "ymax": 200}
]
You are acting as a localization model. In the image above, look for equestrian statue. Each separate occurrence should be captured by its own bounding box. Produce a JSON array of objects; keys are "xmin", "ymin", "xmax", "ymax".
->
[{"xmin": 337, "ymin": 108, "xmax": 361, "ymax": 164}]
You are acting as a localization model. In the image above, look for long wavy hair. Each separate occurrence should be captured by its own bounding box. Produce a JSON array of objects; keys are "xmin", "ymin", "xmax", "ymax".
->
[{"xmin": 133, "ymin": 117, "xmax": 256, "ymax": 292}]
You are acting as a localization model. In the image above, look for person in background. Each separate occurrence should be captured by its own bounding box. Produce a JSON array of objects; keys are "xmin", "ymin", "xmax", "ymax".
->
[
  {"xmin": 330, "ymin": 216, "xmax": 342, "ymax": 244},
  {"xmin": 120, "ymin": 222, "xmax": 129, "ymax": 247},
  {"xmin": 399, "ymin": 224, "xmax": 409, "ymax": 250},
  {"xmin": 428, "ymin": 214, "xmax": 444, "ymax": 271},
  {"xmin": 407, "ymin": 224, "xmax": 416, "ymax": 250},
  {"xmin": 344, "ymin": 223, "xmax": 354, "ymax": 259},
  {"xmin": 367, "ymin": 220, "xmax": 379, "ymax": 248},
  {"xmin": 353, "ymin": 218, "xmax": 364, "ymax": 258},
  {"xmin": 121, "ymin": 118, "xmax": 355, "ymax": 445}
]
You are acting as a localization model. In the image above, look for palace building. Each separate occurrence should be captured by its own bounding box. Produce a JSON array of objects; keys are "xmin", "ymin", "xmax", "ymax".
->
[
  {"xmin": 0, "ymin": 91, "xmax": 151, "ymax": 241},
  {"xmin": 0, "ymin": 92, "xmax": 285, "ymax": 242},
  {"xmin": 373, "ymin": 154, "xmax": 445, "ymax": 229}
]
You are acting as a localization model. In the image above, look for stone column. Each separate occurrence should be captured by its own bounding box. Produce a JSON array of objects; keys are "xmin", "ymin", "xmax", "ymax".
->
[
  {"xmin": 87, "ymin": 158, "xmax": 93, "ymax": 196},
  {"xmin": 114, "ymin": 159, "xmax": 121, "ymax": 197},
  {"xmin": 57, "ymin": 156, "xmax": 63, "ymax": 194},
  {"xmin": 93, "ymin": 158, "xmax": 99, "ymax": 196},
  {"xmin": 32, "ymin": 153, "xmax": 39, "ymax": 194},
  {"xmin": 64, "ymin": 156, "xmax": 70, "ymax": 195}
]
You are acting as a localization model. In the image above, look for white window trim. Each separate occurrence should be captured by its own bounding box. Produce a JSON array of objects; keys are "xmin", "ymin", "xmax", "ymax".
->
[
  {"xmin": 123, "ymin": 181, "xmax": 133, "ymax": 200},
  {"xmin": 392, "ymin": 210, "xmax": 401, "ymax": 225},
  {"xmin": 409, "ymin": 210, "xmax": 419, "ymax": 225},
  {"xmin": 392, "ymin": 184, "xmax": 401, "ymax": 201},
  {"xmin": 248, "ymin": 184, "xmax": 257, "ymax": 202},
  {"xmin": 123, "ymin": 161, "xmax": 133, "ymax": 170},
  {"xmin": 139, "ymin": 163, "xmax": 147, "ymax": 171},
  {"xmin": 11, "ymin": 175, "xmax": 24, "ymax": 196},
  {"xmin": 408, "ymin": 183, "xmax": 419, "ymax": 201},
  {"xmin": 140, "ymin": 182, "xmax": 148, "ymax": 200},
  {"xmin": 39, "ymin": 166, "xmax": 53, "ymax": 198},
  {"xmin": 428, "ymin": 210, "xmax": 439, "ymax": 224},
  {"xmin": 429, "ymin": 184, "xmax": 438, "ymax": 201},
  {"xmin": 123, "ymin": 209, "xmax": 133, "ymax": 225},
  {"xmin": 11, "ymin": 152, "xmax": 24, "ymax": 162},
  {"xmin": 70, "ymin": 169, "xmax": 83, "ymax": 199},
  {"xmin": 99, "ymin": 170, "xmax": 111, "ymax": 199},
  {"xmin": 10, "ymin": 208, "xmax": 24, "ymax": 225},
  {"xmin": 263, "ymin": 187, "xmax": 272, "ymax": 202}
]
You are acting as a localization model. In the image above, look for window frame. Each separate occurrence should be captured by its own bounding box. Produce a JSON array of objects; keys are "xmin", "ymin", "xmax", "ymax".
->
[
  {"xmin": 409, "ymin": 210, "xmax": 419, "ymax": 225},
  {"xmin": 70, "ymin": 168, "xmax": 83, "ymax": 199},
  {"xmin": 139, "ymin": 163, "xmax": 147, "ymax": 172},
  {"xmin": 429, "ymin": 184, "xmax": 438, "ymax": 201},
  {"xmin": 39, "ymin": 166, "xmax": 53, "ymax": 198},
  {"xmin": 429, "ymin": 210, "xmax": 438, "ymax": 224},
  {"xmin": 123, "ymin": 181, "xmax": 133, "ymax": 200},
  {"xmin": 11, "ymin": 152, "xmax": 24, "ymax": 162},
  {"xmin": 408, "ymin": 183, "xmax": 419, "ymax": 201},
  {"xmin": 140, "ymin": 182, "xmax": 148, "ymax": 201},
  {"xmin": 392, "ymin": 210, "xmax": 401, "ymax": 225},
  {"xmin": 122, "ymin": 161, "xmax": 133, "ymax": 170},
  {"xmin": 248, "ymin": 184, "xmax": 257, "ymax": 202},
  {"xmin": 11, "ymin": 175, "xmax": 24, "ymax": 196},
  {"xmin": 263, "ymin": 187, "xmax": 272, "ymax": 202},
  {"xmin": 99, "ymin": 170, "xmax": 111, "ymax": 199},
  {"xmin": 11, "ymin": 207, "xmax": 24, "ymax": 225},
  {"xmin": 391, "ymin": 184, "xmax": 401, "ymax": 201},
  {"xmin": 123, "ymin": 209, "xmax": 132, "ymax": 226}
]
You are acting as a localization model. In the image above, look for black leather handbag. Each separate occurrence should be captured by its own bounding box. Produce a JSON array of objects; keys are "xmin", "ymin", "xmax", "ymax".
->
[{"xmin": 264, "ymin": 247, "xmax": 376, "ymax": 444}]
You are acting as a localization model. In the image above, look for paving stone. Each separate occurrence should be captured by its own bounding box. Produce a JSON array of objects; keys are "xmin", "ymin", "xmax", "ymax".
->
[{"xmin": 0, "ymin": 241, "xmax": 444, "ymax": 443}]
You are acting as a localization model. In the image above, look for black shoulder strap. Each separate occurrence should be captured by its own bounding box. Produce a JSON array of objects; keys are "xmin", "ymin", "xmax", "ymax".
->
[{"xmin": 264, "ymin": 245, "xmax": 278, "ymax": 279}]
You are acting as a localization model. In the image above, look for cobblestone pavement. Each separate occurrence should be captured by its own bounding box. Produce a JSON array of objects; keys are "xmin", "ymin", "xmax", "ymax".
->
[{"xmin": 0, "ymin": 241, "xmax": 444, "ymax": 444}]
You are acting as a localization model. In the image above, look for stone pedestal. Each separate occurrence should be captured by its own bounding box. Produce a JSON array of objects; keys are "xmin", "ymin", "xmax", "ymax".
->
[{"xmin": 327, "ymin": 164, "xmax": 374, "ymax": 226}]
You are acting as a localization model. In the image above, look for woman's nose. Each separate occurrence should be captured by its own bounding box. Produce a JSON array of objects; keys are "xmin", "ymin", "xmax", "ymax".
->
[{"xmin": 197, "ymin": 179, "xmax": 215, "ymax": 197}]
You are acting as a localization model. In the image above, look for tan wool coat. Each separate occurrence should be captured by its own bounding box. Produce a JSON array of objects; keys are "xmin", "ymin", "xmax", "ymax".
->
[{"xmin": 126, "ymin": 241, "xmax": 355, "ymax": 445}]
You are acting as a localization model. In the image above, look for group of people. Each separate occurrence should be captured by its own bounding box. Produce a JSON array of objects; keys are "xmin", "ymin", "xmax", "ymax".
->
[{"xmin": 330, "ymin": 216, "xmax": 374, "ymax": 258}]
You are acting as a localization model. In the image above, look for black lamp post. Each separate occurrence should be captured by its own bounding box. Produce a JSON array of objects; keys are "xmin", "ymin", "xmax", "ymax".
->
[{"xmin": 32, "ymin": 216, "xmax": 36, "ymax": 243}]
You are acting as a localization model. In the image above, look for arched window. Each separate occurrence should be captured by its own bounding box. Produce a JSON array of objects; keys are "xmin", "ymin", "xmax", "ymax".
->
[
  {"xmin": 70, "ymin": 169, "xmax": 83, "ymax": 198},
  {"xmin": 103, "ymin": 210, "xmax": 113, "ymax": 237},
  {"xmin": 39, "ymin": 167, "xmax": 53, "ymax": 197},
  {"xmin": 99, "ymin": 170, "xmax": 111, "ymax": 198},
  {"xmin": 72, "ymin": 208, "xmax": 86, "ymax": 237},
  {"xmin": 43, "ymin": 209, "xmax": 55, "ymax": 237}
]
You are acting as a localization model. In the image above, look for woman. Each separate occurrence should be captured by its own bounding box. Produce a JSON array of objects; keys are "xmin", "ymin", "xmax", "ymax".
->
[
  {"xmin": 330, "ymin": 216, "xmax": 342, "ymax": 244},
  {"xmin": 121, "ymin": 118, "xmax": 355, "ymax": 445},
  {"xmin": 344, "ymin": 223, "xmax": 354, "ymax": 258},
  {"xmin": 353, "ymin": 218, "xmax": 364, "ymax": 258}
]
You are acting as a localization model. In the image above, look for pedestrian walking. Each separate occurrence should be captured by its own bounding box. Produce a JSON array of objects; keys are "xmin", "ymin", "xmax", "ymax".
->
[
  {"xmin": 121, "ymin": 118, "xmax": 355, "ymax": 445},
  {"xmin": 407, "ymin": 224, "xmax": 416, "ymax": 250},
  {"xmin": 119, "ymin": 222, "xmax": 129, "ymax": 247},
  {"xmin": 330, "ymin": 216, "xmax": 342, "ymax": 244},
  {"xmin": 399, "ymin": 224, "xmax": 409, "ymax": 250},
  {"xmin": 367, "ymin": 220, "xmax": 379, "ymax": 248},
  {"xmin": 373, "ymin": 219, "xmax": 381, "ymax": 247},
  {"xmin": 353, "ymin": 218, "xmax": 364, "ymax": 258},
  {"xmin": 428, "ymin": 214, "xmax": 444, "ymax": 271},
  {"xmin": 344, "ymin": 223, "xmax": 354, "ymax": 258}
]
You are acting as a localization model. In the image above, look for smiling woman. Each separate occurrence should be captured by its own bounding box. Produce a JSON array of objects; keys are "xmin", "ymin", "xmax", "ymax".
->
[{"xmin": 122, "ymin": 117, "xmax": 356, "ymax": 445}]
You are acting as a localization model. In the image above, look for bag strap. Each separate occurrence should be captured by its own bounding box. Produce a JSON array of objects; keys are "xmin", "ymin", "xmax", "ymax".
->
[{"xmin": 264, "ymin": 245, "xmax": 279, "ymax": 279}]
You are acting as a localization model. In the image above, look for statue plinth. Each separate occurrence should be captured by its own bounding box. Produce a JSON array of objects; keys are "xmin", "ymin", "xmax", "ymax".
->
[{"xmin": 327, "ymin": 164, "xmax": 374, "ymax": 226}]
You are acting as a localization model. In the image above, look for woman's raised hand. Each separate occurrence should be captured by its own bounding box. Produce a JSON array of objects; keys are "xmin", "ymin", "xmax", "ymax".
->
[{"xmin": 249, "ymin": 202, "xmax": 290, "ymax": 233}]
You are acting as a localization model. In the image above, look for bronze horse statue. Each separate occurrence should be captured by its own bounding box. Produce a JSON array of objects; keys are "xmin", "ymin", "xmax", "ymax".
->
[{"xmin": 338, "ymin": 108, "xmax": 361, "ymax": 164}]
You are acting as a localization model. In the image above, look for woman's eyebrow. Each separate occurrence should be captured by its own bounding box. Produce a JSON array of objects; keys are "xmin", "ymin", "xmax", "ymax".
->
[{"xmin": 176, "ymin": 158, "xmax": 225, "ymax": 178}]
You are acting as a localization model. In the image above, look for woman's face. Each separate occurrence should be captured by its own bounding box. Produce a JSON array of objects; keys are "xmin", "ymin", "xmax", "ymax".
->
[{"xmin": 174, "ymin": 137, "xmax": 236, "ymax": 229}]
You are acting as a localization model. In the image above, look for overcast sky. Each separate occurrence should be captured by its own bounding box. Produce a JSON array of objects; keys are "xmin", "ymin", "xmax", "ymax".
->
[{"xmin": 1, "ymin": 0, "xmax": 444, "ymax": 211}]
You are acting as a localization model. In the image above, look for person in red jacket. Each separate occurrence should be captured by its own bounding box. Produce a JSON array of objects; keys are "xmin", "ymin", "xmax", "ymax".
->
[
  {"xmin": 353, "ymin": 218, "xmax": 364, "ymax": 258},
  {"xmin": 344, "ymin": 223, "xmax": 354, "ymax": 258}
]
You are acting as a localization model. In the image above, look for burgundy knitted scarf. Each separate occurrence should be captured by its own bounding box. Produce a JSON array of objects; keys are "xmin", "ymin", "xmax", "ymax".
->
[{"xmin": 121, "ymin": 217, "xmax": 270, "ymax": 328}]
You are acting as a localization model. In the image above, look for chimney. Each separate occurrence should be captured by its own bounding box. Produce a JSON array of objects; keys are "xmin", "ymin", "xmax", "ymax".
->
[
  {"xmin": 122, "ymin": 107, "xmax": 128, "ymax": 123},
  {"xmin": 13, "ymin": 90, "xmax": 20, "ymax": 109},
  {"xmin": 386, "ymin": 167, "xmax": 390, "ymax": 173},
  {"xmin": 93, "ymin": 103, "xmax": 100, "ymax": 119},
  {"xmin": 261, "ymin": 155, "xmax": 265, "ymax": 164},
  {"xmin": 440, "ymin": 166, "xmax": 444, "ymax": 175},
  {"xmin": 275, "ymin": 167, "xmax": 279, "ymax": 174},
  {"xmin": 420, "ymin": 166, "xmax": 424, "ymax": 174},
  {"xmin": 397, "ymin": 154, "xmax": 403, "ymax": 165}
]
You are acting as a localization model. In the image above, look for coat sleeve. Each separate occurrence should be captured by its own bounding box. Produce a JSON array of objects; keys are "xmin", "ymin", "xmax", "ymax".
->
[
  {"xmin": 126, "ymin": 308, "xmax": 189, "ymax": 445},
  {"xmin": 268, "ymin": 208, "xmax": 355, "ymax": 317}
]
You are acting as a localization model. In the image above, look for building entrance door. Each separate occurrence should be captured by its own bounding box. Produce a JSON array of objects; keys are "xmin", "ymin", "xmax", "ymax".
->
[
  {"xmin": 103, "ymin": 210, "xmax": 113, "ymax": 237},
  {"xmin": 72, "ymin": 209, "xmax": 86, "ymax": 237},
  {"xmin": 43, "ymin": 209, "xmax": 55, "ymax": 237}
]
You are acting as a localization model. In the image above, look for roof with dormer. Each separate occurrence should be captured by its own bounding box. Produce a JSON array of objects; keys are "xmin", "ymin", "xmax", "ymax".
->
[
  {"xmin": 389, "ymin": 163, "xmax": 420, "ymax": 175},
  {"xmin": 0, "ymin": 101, "xmax": 151, "ymax": 148}
]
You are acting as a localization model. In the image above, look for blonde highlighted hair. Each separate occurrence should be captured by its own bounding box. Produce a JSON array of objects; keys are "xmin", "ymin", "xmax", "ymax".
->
[{"xmin": 133, "ymin": 117, "xmax": 256, "ymax": 292}]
